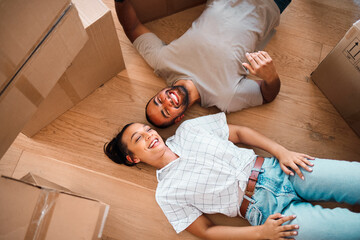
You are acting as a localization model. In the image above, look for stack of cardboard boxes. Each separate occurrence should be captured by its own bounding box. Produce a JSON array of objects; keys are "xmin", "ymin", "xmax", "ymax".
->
[
  {"xmin": 0, "ymin": 0, "xmax": 88, "ymax": 159},
  {"xmin": 0, "ymin": 0, "xmax": 125, "ymax": 158},
  {"xmin": 0, "ymin": 0, "xmax": 124, "ymax": 237}
]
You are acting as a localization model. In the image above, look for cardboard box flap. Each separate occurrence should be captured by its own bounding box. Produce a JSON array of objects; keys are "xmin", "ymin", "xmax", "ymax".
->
[
  {"xmin": 6, "ymin": 174, "xmax": 104, "ymax": 203},
  {"xmin": 21, "ymin": 172, "xmax": 72, "ymax": 193},
  {"xmin": 72, "ymin": 0, "xmax": 109, "ymax": 28}
]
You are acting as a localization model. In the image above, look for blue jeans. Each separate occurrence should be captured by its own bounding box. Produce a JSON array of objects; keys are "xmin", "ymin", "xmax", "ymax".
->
[
  {"xmin": 274, "ymin": 0, "xmax": 292, "ymax": 13},
  {"xmin": 245, "ymin": 157, "xmax": 360, "ymax": 240}
]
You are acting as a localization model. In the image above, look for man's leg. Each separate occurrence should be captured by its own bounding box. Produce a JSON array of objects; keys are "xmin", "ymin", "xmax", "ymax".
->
[{"xmin": 273, "ymin": 0, "xmax": 292, "ymax": 14}]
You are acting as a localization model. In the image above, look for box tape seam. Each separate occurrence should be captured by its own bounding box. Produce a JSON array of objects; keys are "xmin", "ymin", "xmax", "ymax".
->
[
  {"xmin": 25, "ymin": 189, "xmax": 59, "ymax": 240},
  {"xmin": 98, "ymin": 205, "xmax": 110, "ymax": 238}
]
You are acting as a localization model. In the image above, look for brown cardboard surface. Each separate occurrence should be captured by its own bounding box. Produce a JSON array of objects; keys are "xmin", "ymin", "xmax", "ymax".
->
[
  {"xmin": 0, "ymin": 175, "xmax": 109, "ymax": 240},
  {"xmin": 130, "ymin": 0, "xmax": 206, "ymax": 23},
  {"xmin": 0, "ymin": 177, "xmax": 40, "ymax": 240},
  {"xmin": 311, "ymin": 20, "xmax": 360, "ymax": 136},
  {"xmin": 0, "ymin": 0, "xmax": 71, "ymax": 93},
  {"xmin": 167, "ymin": 0, "xmax": 207, "ymax": 14},
  {"xmin": 0, "ymin": 4, "xmax": 88, "ymax": 159},
  {"xmin": 22, "ymin": 0, "xmax": 125, "ymax": 137}
]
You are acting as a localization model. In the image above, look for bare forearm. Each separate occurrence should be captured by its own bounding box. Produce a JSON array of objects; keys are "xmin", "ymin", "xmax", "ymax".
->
[
  {"xmin": 187, "ymin": 213, "xmax": 298, "ymax": 240},
  {"xmin": 228, "ymin": 125, "xmax": 286, "ymax": 158},
  {"xmin": 114, "ymin": 0, "xmax": 149, "ymax": 42},
  {"xmin": 202, "ymin": 225, "xmax": 264, "ymax": 240},
  {"xmin": 260, "ymin": 77, "xmax": 280, "ymax": 103}
]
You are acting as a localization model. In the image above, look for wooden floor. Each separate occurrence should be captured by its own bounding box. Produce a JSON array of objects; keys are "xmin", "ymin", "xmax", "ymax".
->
[{"xmin": 1, "ymin": 0, "xmax": 360, "ymax": 239}]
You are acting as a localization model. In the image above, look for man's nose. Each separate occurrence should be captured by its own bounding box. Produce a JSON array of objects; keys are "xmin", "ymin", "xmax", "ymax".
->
[{"xmin": 162, "ymin": 95, "xmax": 171, "ymax": 106}]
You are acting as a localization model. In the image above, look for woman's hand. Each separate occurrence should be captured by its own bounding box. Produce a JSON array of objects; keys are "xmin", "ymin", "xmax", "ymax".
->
[
  {"xmin": 277, "ymin": 149, "xmax": 315, "ymax": 180},
  {"xmin": 260, "ymin": 213, "xmax": 299, "ymax": 240}
]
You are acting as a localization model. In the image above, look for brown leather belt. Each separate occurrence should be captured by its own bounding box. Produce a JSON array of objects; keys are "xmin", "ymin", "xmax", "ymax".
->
[{"xmin": 240, "ymin": 156, "xmax": 265, "ymax": 217}]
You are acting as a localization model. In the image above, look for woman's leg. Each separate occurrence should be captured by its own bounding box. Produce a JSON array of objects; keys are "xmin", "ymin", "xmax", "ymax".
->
[
  {"xmin": 283, "ymin": 201, "xmax": 360, "ymax": 240},
  {"xmin": 289, "ymin": 158, "xmax": 360, "ymax": 204}
]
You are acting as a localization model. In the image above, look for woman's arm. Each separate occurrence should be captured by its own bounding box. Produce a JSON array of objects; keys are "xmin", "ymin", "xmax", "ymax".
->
[
  {"xmin": 114, "ymin": 0, "xmax": 151, "ymax": 42},
  {"xmin": 186, "ymin": 214, "xmax": 298, "ymax": 240},
  {"xmin": 228, "ymin": 124, "xmax": 314, "ymax": 180}
]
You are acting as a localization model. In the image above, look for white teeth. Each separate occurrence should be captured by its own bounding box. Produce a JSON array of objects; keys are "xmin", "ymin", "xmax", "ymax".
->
[
  {"xmin": 170, "ymin": 93, "xmax": 179, "ymax": 105},
  {"xmin": 149, "ymin": 139, "xmax": 158, "ymax": 149}
]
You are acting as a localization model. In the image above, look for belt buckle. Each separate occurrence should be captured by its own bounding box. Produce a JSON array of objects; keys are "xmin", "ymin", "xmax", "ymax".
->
[{"xmin": 245, "ymin": 189, "xmax": 254, "ymax": 197}]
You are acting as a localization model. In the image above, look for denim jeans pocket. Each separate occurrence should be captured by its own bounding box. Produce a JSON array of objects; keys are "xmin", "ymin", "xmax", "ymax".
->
[{"xmin": 245, "ymin": 204, "xmax": 263, "ymax": 226}]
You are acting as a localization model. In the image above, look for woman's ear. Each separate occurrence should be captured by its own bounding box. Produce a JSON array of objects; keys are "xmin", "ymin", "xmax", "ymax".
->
[{"xmin": 126, "ymin": 155, "xmax": 140, "ymax": 164}]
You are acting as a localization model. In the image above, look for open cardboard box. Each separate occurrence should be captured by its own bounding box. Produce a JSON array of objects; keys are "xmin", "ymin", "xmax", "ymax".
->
[
  {"xmin": 311, "ymin": 20, "xmax": 360, "ymax": 137},
  {"xmin": 0, "ymin": 0, "xmax": 88, "ymax": 158},
  {"xmin": 0, "ymin": 174, "xmax": 109, "ymax": 240}
]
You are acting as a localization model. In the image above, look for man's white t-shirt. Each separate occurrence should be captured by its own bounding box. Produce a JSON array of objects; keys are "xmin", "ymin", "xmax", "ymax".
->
[
  {"xmin": 156, "ymin": 112, "xmax": 257, "ymax": 233},
  {"xmin": 134, "ymin": 0, "xmax": 280, "ymax": 112}
]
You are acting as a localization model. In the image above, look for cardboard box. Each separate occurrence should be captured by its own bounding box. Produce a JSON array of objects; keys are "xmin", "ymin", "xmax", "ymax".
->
[
  {"xmin": 311, "ymin": 20, "xmax": 360, "ymax": 137},
  {"xmin": 0, "ymin": 1, "xmax": 88, "ymax": 158},
  {"xmin": 22, "ymin": 0, "xmax": 125, "ymax": 137},
  {"xmin": 0, "ymin": 174, "xmax": 109, "ymax": 240},
  {"xmin": 0, "ymin": 0, "xmax": 71, "ymax": 93},
  {"xmin": 130, "ymin": 0, "xmax": 206, "ymax": 23}
]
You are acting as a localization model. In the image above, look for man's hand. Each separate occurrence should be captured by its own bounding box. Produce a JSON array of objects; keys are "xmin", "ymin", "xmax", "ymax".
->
[
  {"xmin": 277, "ymin": 149, "xmax": 315, "ymax": 180},
  {"xmin": 260, "ymin": 213, "xmax": 299, "ymax": 240},
  {"xmin": 243, "ymin": 51, "xmax": 279, "ymax": 82},
  {"xmin": 243, "ymin": 51, "xmax": 280, "ymax": 103}
]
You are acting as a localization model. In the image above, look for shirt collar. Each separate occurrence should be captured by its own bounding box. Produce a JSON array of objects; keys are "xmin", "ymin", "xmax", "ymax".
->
[{"xmin": 156, "ymin": 157, "xmax": 180, "ymax": 182}]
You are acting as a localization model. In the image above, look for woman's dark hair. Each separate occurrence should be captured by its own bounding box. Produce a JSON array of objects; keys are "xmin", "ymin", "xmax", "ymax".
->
[{"xmin": 104, "ymin": 123, "xmax": 136, "ymax": 166}]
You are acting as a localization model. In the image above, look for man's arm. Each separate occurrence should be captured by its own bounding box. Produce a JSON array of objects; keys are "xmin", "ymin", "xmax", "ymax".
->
[
  {"xmin": 228, "ymin": 124, "xmax": 314, "ymax": 180},
  {"xmin": 186, "ymin": 214, "xmax": 298, "ymax": 240},
  {"xmin": 242, "ymin": 51, "xmax": 281, "ymax": 103},
  {"xmin": 114, "ymin": 0, "xmax": 151, "ymax": 42}
]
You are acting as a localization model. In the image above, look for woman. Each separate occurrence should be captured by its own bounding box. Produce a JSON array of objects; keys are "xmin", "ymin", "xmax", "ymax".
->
[{"xmin": 104, "ymin": 113, "xmax": 360, "ymax": 240}]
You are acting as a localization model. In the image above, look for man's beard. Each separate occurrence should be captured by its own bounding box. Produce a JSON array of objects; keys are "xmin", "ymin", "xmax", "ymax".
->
[{"xmin": 170, "ymin": 85, "xmax": 189, "ymax": 110}]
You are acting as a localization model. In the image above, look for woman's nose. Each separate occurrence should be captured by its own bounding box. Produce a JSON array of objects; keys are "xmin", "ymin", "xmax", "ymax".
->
[{"xmin": 145, "ymin": 132, "xmax": 152, "ymax": 140}]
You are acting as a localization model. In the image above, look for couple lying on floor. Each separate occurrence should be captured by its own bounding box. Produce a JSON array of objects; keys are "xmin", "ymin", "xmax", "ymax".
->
[{"xmin": 105, "ymin": 0, "xmax": 360, "ymax": 239}]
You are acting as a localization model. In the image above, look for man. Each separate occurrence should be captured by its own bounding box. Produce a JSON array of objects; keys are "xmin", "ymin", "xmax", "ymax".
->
[{"xmin": 115, "ymin": 0, "xmax": 290, "ymax": 128}]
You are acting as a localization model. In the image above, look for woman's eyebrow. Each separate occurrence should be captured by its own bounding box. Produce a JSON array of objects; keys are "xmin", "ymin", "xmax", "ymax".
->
[{"xmin": 131, "ymin": 131, "xmax": 138, "ymax": 141}]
